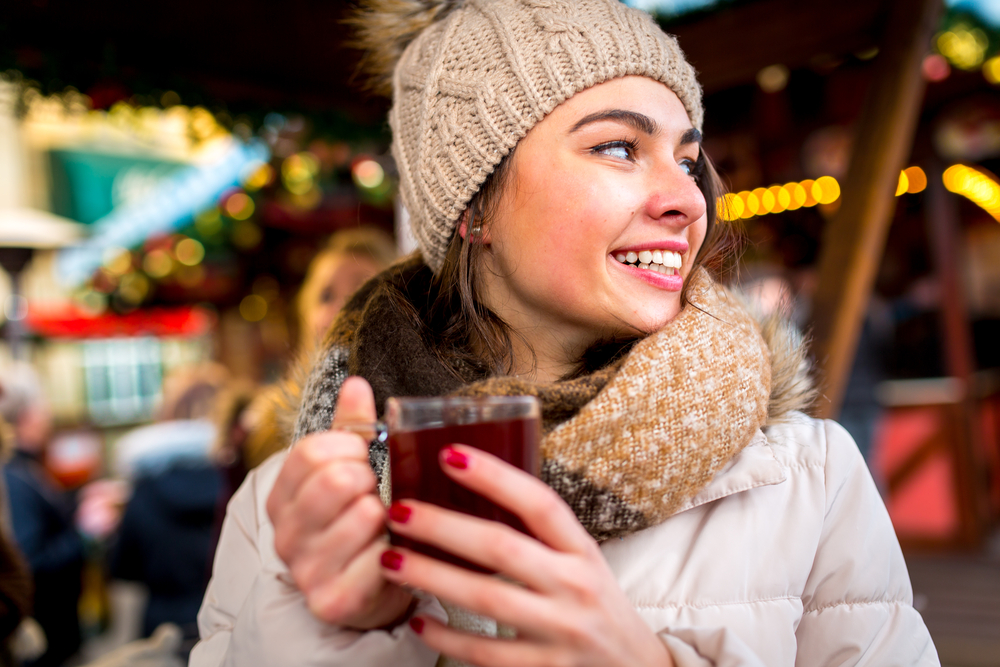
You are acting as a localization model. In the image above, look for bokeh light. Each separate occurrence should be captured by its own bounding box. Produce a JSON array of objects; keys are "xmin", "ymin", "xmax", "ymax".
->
[
  {"xmin": 784, "ymin": 182, "xmax": 807, "ymax": 210},
  {"xmin": 756, "ymin": 64, "xmax": 790, "ymax": 93},
  {"xmin": 768, "ymin": 185, "xmax": 790, "ymax": 214},
  {"xmin": 102, "ymin": 247, "xmax": 132, "ymax": 276},
  {"xmin": 903, "ymin": 166, "xmax": 927, "ymax": 194},
  {"xmin": 118, "ymin": 272, "xmax": 150, "ymax": 304},
  {"xmin": 936, "ymin": 24, "xmax": 989, "ymax": 70},
  {"xmin": 812, "ymin": 176, "xmax": 841, "ymax": 205},
  {"xmin": 240, "ymin": 294, "xmax": 268, "ymax": 322},
  {"xmin": 717, "ymin": 192, "xmax": 744, "ymax": 221},
  {"xmin": 224, "ymin": 192, "xmax": 255, "ymax": 220},
  {"xmin": 352, "ymin": 159, "xmax": 385, "ymax": 189},
  {"xmin": 244, "ymin": 163, "xmax": 276, "ymax": 191},
  {"xmin": 175, "ymin": 238, "xmax": 205, "ymax": 266},
  {"xmin": 143, "ymin": 249, "xmax": 173, "ymax": 278},
  {"xmin": 943, "ymin": 163, "xmax": 1000, "ymax": 221},
  {"xmin": 896, "ymin": 171, "xmax": 909, "ymax": 196},
  {"xmin": 282, "ymin": 153, "xmax": 319, "ymax": 195},
  {"xmin": 984, "ymin": 55, "xmax": 1000, "ymax": 84},
  {"xmin": 923, "ymin": 54, "xmax": 952, "ymax": 82},
  {"xmin": 742, "ymin": 190, "xmax": 760, "ymax": 218}
]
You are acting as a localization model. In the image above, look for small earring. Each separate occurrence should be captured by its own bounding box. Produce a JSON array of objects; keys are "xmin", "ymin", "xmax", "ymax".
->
[{"xmin": 470, "ymin": 225, "xmax": 482, "ymax": 237}]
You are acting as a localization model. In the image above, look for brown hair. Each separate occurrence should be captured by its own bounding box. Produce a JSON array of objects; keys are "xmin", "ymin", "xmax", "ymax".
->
[{"xmin": 422, "ymin": 145, "xmax": 733, "ymax": 379}]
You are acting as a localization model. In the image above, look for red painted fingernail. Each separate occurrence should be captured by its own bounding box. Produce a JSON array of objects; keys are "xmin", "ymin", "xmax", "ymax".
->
[
  {"xmin": 442, "ymin": 446, "xmax": 468, "ymax": 470},
  {"xmin": 409, "ymin": 616, "xmax": 424, "ymax": 634},
  {"xmin": 388, "ymin": 502, "xmax": 411, "ymax": 524},
  {"xmin": 380, "ymin": 549, "xmax": 403, "ymax": 571}
]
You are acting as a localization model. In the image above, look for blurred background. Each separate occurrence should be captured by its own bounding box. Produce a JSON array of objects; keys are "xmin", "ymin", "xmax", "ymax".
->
[{"xmin": 0, "ymin": 0, "xmax": 998, "ymax": 665}]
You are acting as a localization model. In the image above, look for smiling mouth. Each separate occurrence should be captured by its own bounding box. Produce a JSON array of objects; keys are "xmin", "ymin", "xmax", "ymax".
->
[{"xmin": 613, "ymin": 249, "xmax": 682, "ymax": 275}]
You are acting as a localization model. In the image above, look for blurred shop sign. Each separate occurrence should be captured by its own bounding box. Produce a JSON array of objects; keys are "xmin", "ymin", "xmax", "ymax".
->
[
  {"xmin": 49, "ymin": 150, "xmax": 186, "ymax": 225},
  {"xmin": 25, "ymin": 304, "xmax": 215, "ymax": 338},
  {"xmin": 56, "ymin": 139, "xmax": 269, "ymax": 286}
]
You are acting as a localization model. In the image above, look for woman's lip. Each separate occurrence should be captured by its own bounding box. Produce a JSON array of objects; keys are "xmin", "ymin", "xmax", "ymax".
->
[
  {"xmin": 612, "ymin": 240, "xmax": 689, "ymax": 254},
  {"xmin": 609, "ymin": 256, "xmax": 684, "ymax": 291}
]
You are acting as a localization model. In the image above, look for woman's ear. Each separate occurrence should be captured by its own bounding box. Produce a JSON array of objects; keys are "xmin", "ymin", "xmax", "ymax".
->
[{"xmin": 458, "ymin": 210, "xmax": 492, "ymax": 244}]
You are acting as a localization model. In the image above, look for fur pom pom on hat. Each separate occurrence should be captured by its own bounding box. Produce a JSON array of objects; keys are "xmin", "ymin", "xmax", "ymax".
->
[{"xmin": 353, "ymin": 0, "xmax": 703, "ymax": 273}]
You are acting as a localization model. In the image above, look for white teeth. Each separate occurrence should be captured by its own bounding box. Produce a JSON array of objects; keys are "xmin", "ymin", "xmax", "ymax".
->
[{"xmin": 613, "ymin": 249, "xmax": 684, "ymax": 272}]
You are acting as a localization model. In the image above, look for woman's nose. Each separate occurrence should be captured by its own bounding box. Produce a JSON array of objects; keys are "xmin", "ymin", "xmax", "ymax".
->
[{"xmin": 642, "ymin": 163, "xmax": 706, "ymax": 228}]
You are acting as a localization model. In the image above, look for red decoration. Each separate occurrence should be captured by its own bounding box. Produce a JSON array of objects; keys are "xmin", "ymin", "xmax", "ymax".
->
[{"xmin": 25, "ymin": 304, "xmax": 215, "ymax": 338}]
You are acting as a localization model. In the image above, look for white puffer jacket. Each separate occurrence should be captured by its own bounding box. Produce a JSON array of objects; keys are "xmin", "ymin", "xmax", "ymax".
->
[{"xmin": 191, "ymin": 412, "xmax": 938, "ymax": 666}]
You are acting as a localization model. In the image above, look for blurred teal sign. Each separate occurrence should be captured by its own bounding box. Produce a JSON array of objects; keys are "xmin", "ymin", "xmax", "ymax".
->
[{"xmin": 49, "ymin": 150, "xmax": 186, "ymax": 225}]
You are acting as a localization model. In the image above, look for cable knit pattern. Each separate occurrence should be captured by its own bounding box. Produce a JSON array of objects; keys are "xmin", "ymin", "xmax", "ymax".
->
[{"xmin": 382, "ymin": 0, "xmax": 703, "ymax": 272}]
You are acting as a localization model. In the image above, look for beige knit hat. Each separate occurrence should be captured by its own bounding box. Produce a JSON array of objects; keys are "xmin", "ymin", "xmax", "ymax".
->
[{"xmin": 354, "ymin": 0, "xmax": 703, "ymax": 274}]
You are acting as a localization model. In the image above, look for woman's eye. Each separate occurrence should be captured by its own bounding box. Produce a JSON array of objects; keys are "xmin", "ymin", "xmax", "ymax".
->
[
  {"xmin": 592, "ymin": 140, "xmax": 637, "ymax": 161},
  {"xmin": 679, "ymin": 159, "xmax": 694, "ymax": 176}
]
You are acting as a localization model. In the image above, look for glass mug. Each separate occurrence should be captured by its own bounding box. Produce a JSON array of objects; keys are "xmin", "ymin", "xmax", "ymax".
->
[{"xmin": 346, "ymin": 396, "xmax": 541, "ymax": 570}]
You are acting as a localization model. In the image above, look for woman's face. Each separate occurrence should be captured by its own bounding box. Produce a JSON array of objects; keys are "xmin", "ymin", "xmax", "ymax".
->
[
  {"xmin": 479, "ymin": 76, "xmax": 707, "ymax": 368},
  {"xmin": 305, "ymin": 253, "xmax": 382, "ymax": 345}
]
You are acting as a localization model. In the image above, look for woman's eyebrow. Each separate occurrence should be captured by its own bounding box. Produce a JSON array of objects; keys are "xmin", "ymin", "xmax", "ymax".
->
[
  {"xmin": 680, "ymin": 128, "xmax": 702, "ymax": 146},
  {"xmin": 569, "ymin": 110, "xmax": 659, "ymax": 135}
]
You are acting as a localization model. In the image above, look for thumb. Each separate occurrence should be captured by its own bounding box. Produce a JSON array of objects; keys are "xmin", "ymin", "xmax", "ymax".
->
[{"xmin": 331, "ymin": 376, "xmax": 377, "ymax": 433}]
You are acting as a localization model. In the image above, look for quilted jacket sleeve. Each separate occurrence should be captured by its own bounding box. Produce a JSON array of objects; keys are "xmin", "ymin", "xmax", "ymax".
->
[
  {"xmin": 189, "ymin": 453, "xmax": 446, "ymax": 667},
  {"xmin": 794, "ymin": 420, "xmax": 939, "ymax": 666}
]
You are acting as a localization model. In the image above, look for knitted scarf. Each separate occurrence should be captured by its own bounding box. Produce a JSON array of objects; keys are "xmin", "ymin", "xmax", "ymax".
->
[{"xmin": 293, "ymin": 255, "xmax": 771, "ymax": 541}]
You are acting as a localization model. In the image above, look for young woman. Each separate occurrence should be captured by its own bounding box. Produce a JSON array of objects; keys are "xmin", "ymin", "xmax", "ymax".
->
[{"xmin": 191, "ymin": 1, "xmax": 939, "ymax": 665}]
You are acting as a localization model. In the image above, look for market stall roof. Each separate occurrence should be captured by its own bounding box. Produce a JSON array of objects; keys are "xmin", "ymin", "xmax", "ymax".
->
[{"xmin": 4, "ymin": 0, "xmax": 896, "ymax": 110}]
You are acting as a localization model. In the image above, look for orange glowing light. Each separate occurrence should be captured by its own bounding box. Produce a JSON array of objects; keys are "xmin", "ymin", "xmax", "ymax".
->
[
  {"xmin": 813, "ymin": 176, "xmax": 841, "ymax": 205},
  {"xmin": 896, "ymin": 171, "xmax": 909, "ymax": 196},
  {"xmin": 944, "ymin": 164, "xmax": 1000, "ymax": 221},
  {"xmin": 717, "ymin": 192, "xmax": 744, "ymax": 221},
  {"xmin": 903, "ymin": 166, "xmax": 927, "ymax": 194},
  {"xmin": 742, "ymin": 190, "xmax": 760, "ymax": 218},
  {"xmin": 784, "ymin": 182, "xmax": 807, "ymax": 210},
  {"xmin": 768, "ymin": 185, "xmax": 790, "ymax": 214}
]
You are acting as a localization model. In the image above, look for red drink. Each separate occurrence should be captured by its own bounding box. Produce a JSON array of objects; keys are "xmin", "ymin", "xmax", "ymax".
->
[{"xmin": 388, "ymin": 414, "xmax": 540, "ymax": 571}]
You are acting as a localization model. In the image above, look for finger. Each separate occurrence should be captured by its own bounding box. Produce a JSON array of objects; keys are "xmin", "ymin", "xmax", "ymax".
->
[
  {"xmin": 387, "ymin": 500, "xmax": 574, "ymax": 595},
  {"xmin": 380, "ymin": 545, "xmax": 563, "ymax": 640},
  {"xmin": 270, "ymin": 377, "xmax": 375, "ymax": 514},
  {"xmin": 310, "ymin": 537, "xmax": 409, "ymax": 628},
  {"xmin": 331, "ymin": 376, "xmax": 377, "ymax": 433},
  {"xmin": 413, "ymin": 614, "xmax": 557, "ymax": 667},
  {"xmin": 267, "ymin": 431, "xmax": 369, "ymax": 518},
  {"xmin": 439, "ymin": 445, "xmax": 598, "ymax": 557},
  {"xmin": 284, "ymin": 459, "xmax": 377, "ymax": 537},
  {"xmin": 286, "ymin": 492, "xmax": 385, "ymax": 582}
]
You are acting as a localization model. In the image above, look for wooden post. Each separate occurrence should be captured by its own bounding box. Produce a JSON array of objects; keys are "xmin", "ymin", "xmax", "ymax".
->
[{"xmin": 810, "ymin": 0, "xmax": 943, "ymax": 418}]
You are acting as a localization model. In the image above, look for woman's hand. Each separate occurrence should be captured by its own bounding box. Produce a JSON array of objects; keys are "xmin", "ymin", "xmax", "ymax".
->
[
  {"xmin": 266, "ymin": 376, "xmax": 413, "ymax": 630},
  {"xmin": 380, "ymin": 445, "xmax": 675, "ymax": 667}
]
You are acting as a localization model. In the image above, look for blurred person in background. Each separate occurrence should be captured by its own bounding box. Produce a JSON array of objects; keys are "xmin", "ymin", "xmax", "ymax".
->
[
  {"xmin": 0, "ymin": 363, "xmax": 83, "ymax": 667},
  {"xmin": 0, "ymin": 382, "xmax": 36, "ymax": 667},
  {"xmin": 211, "ymin": 226, "xmax": 397, "ymax": 509},
  {"xmin": 110, "ymin": 364, "xmax": 228, "ymax": 659},
  {"xmin": 295, "ymin": 226, "xmax": 398, "ymax": 355}
]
